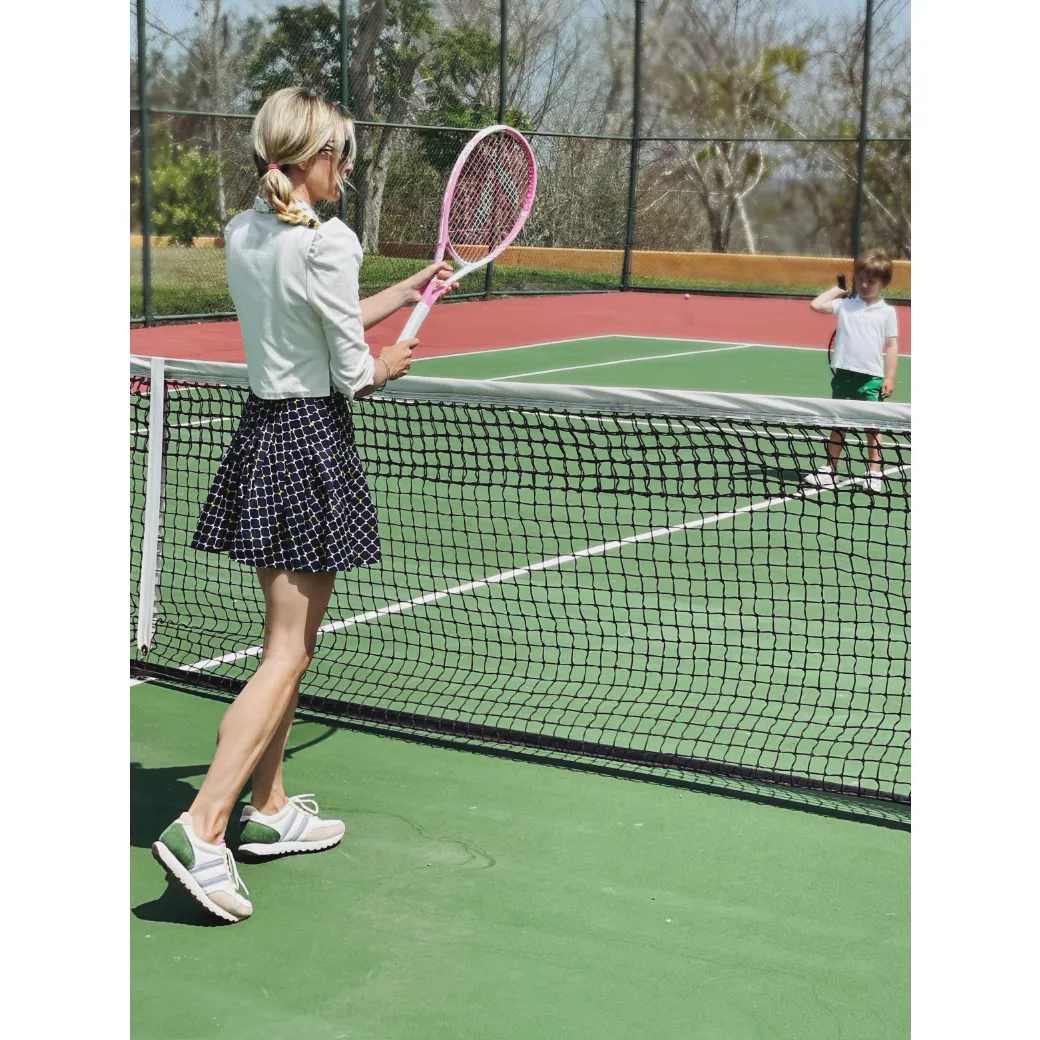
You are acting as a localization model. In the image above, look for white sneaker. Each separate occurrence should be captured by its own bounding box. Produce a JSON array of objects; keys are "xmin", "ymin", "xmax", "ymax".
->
[
  {"xmin": 801, "ymin": 467, "xmax": 839, "ymax": 489},
  {"xmin": 152, "ymin": 812, "xmax": 252, "ymax": 923},
  {"xmin": 862, "ymin": 472, "xmax": 887, "ymax": 493},
  {"xmin": 238, "ymin": 794, "xmax": 345, "ymax": 860}
]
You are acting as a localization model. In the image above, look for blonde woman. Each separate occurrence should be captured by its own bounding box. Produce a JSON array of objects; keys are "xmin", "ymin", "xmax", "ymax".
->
[{"xmin": 151, "ymin": 87, "xmax": 456, "ymax": 923}]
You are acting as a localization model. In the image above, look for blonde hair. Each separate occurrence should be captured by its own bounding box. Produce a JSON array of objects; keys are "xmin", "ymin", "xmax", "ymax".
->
[
  {"xmin": 252, "ymin": 86, "xmax": 357, "ymax": 228},
  {"xmin": 855, "ymin": 251, "xmax": 894, "ymax": 287}
]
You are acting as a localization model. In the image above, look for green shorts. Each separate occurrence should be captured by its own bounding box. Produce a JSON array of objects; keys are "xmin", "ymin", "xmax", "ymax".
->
[{"xmin": 831, "ymin": 369, "xmax": 883, "ymax": 401}]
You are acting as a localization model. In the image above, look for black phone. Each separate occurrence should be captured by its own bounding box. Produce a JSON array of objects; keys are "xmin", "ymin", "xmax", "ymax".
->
[{"xmin": 837, "ymin": 275, "xmax": 847, "ymax": 291}]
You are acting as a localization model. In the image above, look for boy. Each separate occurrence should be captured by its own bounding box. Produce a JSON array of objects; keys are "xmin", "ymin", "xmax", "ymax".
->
[{"xmin": 803, "ymin": 251, "xmax": 900, "ymax": 493}]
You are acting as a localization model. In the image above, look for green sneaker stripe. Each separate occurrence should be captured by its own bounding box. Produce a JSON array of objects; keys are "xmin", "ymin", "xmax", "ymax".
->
[
  {"xmin": 240, "ymin": 819, "xmax": 281, "ymax": 845},
  {"xmin": 158, "ymin": 822, "xmax": 195, "ymax": 870}
]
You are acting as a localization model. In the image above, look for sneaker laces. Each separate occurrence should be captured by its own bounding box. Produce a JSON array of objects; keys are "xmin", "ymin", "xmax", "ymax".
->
[
  {"xmin": 221, "ymin": 845, "xmax": 249, "ymax": 896},
  {"xmin": 288, "ymin": 793, "xmax": 321, "ymax": 817}
]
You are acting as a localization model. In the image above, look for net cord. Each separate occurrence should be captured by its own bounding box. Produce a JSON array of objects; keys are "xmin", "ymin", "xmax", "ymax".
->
[
  {"xmin": 128, "ymin": 357, "xmax": 911, "ymax": 431},
  {"xmin": 136, "ymin": 356, "xmax": 166, "ymax": 653}
]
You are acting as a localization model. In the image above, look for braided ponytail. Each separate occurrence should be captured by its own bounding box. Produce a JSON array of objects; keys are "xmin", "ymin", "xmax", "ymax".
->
[{"xmin": 255, "ymin": 163, "xmax": 318, "ymax": 228}]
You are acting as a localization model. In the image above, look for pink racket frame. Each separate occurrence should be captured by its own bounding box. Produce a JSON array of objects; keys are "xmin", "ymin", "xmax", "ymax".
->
[{"xmin": 400, "ymin": 124, "xmax": 538, "ymax": 339}]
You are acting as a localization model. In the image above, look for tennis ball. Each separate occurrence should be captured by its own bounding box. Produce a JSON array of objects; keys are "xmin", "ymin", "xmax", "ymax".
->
[{"xmin": 683, "ymin": 293, "xmax": 690, "ymax": 300}]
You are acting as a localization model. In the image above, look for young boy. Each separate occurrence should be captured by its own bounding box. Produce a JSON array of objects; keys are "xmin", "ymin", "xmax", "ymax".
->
[{"xmin": 803, "ymin": 251, "xmax": 900, "ymax": 493}]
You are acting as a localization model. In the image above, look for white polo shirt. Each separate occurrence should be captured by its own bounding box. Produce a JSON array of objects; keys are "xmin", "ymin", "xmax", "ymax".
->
[
  {"xmin": 223, "ymin": 197, "xmax": 375, "ymax": 399},
  {"xmin": 826, "ymin": 296, "xmax": 899, "ymax": 377}
]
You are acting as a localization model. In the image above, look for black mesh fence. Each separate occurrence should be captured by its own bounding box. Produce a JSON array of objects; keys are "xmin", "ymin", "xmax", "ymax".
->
[{"xmin": 131, "ymin": 0, "xmax": 910, "ymax": 324}]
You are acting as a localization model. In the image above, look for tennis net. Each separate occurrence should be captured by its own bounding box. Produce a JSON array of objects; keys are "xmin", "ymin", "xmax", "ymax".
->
[{"xmin": 131, "ymin": 357, "xmax": 911, "ymax": 803}]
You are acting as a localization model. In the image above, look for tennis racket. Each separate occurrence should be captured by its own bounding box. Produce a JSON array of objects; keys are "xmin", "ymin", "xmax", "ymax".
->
[{"xmin": 400, "ymin": 124, "xmax": 538, "ymax": 339}]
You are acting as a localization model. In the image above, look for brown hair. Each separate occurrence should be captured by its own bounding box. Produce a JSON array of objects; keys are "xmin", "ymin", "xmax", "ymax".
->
[
  {"xmin": 251, "ymin": 87, "xmax": 357, "ymax": 229},
  {"xmin": 855, "ymin": 251, "xmax": 893, "ymax": 287}
]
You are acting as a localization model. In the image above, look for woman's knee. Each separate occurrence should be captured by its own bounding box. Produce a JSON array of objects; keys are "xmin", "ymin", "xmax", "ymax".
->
[{"xmin": 264, "ymin": 647, "xmax": 313, "ymax": 685}]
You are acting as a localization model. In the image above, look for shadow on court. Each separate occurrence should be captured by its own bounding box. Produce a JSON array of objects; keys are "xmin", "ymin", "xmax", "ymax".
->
[{"xmin": 130, "ymin": 725, "xmax": 340, "ymax": 925}]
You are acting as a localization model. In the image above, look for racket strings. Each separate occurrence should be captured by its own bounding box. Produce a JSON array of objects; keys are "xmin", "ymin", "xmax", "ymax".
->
[{"xmin": 448, "ymin": 134, "xmax": 531, "ymax": 255}]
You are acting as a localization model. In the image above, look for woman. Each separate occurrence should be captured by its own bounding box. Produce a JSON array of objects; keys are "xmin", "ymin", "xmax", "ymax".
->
[{"xmin": 151, "ymin": 86, "xmax": 456, "ymax": 923}]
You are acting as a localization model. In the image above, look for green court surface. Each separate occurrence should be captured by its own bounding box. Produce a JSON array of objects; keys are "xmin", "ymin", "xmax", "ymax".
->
[
  {"xmin": 131, "ymin": 337, "xmax": 910, "ymax": 1035},
  {"xmin": 412, "ymin": 335, "xmax": 912, "ymax": 402},
  {"xmin": 131, "ymin": 682, "xmax": 909, "ymax": 1040}
]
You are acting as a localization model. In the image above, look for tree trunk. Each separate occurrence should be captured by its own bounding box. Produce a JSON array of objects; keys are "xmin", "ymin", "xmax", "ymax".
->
[
  {"xmin": 355, "ymin": 54, "xmax": 421, "ymax": 252},
  {"xmin": 211, "ymin": 120, "xmax": 227, "ymax": 223}
]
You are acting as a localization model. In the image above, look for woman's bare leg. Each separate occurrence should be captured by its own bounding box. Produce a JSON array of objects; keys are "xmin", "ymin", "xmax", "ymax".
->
[
  {"xmin": 247, "ymin": 680, "xmax": 302, "ymax": 816},
  {"xmin": 188, "ymin": 568, "xmax": 337, "ymax": 844}
]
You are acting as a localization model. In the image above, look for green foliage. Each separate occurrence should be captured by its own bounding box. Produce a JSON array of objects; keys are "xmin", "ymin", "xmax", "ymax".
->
[
  {"xmin": 245, "ymin": 4, "xmax": 341, "ymax": 109},
  {"xmin": 133, "ymin": 129, "xmax": 223, "ymax": 245},
  {"xmin": 417, "ymin": 26, "xmax": 533, "ymax": 173},
  {"xmin": 243, "ymin": 1, "xmax": 440, "ymax": 118},
  {"xmin": 423, "ymin": 27, "xmax": 499, "ymax": 115},
  {"xmin": 678, "ymin": 44, "xmax": 809, "ymax": 129}
]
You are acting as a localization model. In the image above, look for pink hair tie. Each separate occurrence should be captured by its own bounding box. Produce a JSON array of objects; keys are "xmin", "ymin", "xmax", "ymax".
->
[{"xmin": 267, "ymin": 163, "xmax": 280, "ymax": 171}]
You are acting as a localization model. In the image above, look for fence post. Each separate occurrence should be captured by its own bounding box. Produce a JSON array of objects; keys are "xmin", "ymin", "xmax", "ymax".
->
[
  {"xmin": 137, "ymin": 0, "xmax": 153, "ymax": 326},
  {"xmin": 621, "ymin": 0, "xmax": 644, "ymax": 292},
  {"xmin": 340, "ymin": 0, "xmax": 350, "ymax": 223},
  {"xmin": 851, "ymin": 0, "xmax": 874, "ymax": 264},
  {"xmin": 483, "ymin": 0, "xmax": 509, "ymax": 301}
]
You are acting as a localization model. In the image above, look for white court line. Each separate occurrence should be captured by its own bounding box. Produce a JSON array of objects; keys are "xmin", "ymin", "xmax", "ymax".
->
[
  {"xmin": 131, "ymin": 416, "xmax": 235, "ymax": 436},
  {"xmin": 137, "ymin": 463, "xmax": 908, "ymax": 681},
  {"xmin": 412, "ymin": 333, "xmax": 618, "ymax": 361},
  {"xmin": 490, "ymin": 344, "xmax": 751, "ymax": 381},
  {"xmin": 606, "ymin": 333, "xmax": 910, "ymax": 355}
]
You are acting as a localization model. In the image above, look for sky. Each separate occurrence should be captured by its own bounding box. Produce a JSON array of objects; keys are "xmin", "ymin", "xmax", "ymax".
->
[{"xmin": 133, "ymin": 1, "xmax": 909, "ymax": 54}]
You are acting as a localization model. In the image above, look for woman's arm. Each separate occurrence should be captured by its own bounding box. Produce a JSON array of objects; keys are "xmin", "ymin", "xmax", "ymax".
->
[
  {"xmin": 353, "ymin": 340, "xmax": 419, "ymax": 399},
  {"xmin": 360, "ymin": 261, "xmax": 457, "ymax": 330}
]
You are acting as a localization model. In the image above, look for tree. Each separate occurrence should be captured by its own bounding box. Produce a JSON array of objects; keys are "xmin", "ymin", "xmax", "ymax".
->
[
  {"xmin": 773, "ymin": 0, "xmax": 910, "ymax": 258},
  {"xmin": 244, "ymin": 3, "xmax": 341, "ymax": 106},
  {"xmin": 242, "ymin": 2, "xmax": 538, "ymax": 252},
  {"xmin": 132, "ymin": 128, "xmax": 224, "ymax": 245},
  {"xmin": 134, "ymin": 0, "xmax": 262, "ymax": 233},
  {"xmin": 636, "ymin": 0, "xmax": 812, "ymax": 253},
  {"xmin": 243, "ymin": 2, "xmax": 433, "ymax": 251}
]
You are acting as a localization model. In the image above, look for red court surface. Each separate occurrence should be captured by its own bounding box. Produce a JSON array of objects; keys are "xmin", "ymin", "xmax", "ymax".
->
[{"xmin": 129, "ymin": 291, "xmax": 911, "ymax": 362}]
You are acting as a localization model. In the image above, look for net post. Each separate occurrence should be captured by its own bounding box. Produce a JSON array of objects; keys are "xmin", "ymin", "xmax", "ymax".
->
[
  {"xmin": 621, "ymin": 0, "xmax": 644, "ymax": 292},
  {"xmin": 136, "ymin": 0, "xmax": 153, "ymax": 327},
  {"xmin": 136, "ymin": 356, "xmax": 167, "ymax": 654},
  {"xmin": 850, "ymin": 0, "xmax": 875, "ymax": 262},
  {"xmin": 339, "ymin": 0, "xmax": 350, "ymax": 224},
  {"xmin": 482, "ymin": 0, "xmax": 509, "ymax": 301}
]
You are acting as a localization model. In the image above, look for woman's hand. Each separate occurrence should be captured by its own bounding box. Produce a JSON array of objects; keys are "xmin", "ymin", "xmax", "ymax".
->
[
  {"xmin": 380, "ymin": 337, "xmax": 420, "ymax": 381},
  {"xmin": 399, "ymin": 262, "xmax": 458, "ymax": 305}
]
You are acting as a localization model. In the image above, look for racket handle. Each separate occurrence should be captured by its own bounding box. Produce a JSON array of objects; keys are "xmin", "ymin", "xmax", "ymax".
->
[{"xmin": 400, "ymin": 301, "xmax": 431, "ymax": 339}]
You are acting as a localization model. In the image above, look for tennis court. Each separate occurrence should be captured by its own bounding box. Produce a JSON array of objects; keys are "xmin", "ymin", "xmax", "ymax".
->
[
  {"xmin": 409, "ymin": 333, "xmax": 912, "ymax": 401},
  {"xmin": 130, "ymin": 312, "xmax": 910, "ymax": 1038}
]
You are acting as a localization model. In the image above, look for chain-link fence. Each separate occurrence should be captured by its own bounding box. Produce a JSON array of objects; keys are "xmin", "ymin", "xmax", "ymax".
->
[{"xmin": 131, "ymin": 0, "xmax": 910, "ymax": 324}]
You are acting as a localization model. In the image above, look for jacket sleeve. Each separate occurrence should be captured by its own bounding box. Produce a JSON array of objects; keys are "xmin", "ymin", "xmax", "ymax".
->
[{"xmin": 305, "ymin": 219, "xmax": 375, "ymax": 397}]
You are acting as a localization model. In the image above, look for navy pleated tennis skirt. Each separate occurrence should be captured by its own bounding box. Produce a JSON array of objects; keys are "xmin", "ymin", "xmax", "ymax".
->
[{"xmin": 191, "ymin": 392, "xmax": 381, "ymax": 573}]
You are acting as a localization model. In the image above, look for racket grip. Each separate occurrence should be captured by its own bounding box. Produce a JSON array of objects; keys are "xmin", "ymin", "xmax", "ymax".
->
[{"xmin": 400, "ymin": 301, "xmax": 431, "ymax": 339}]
